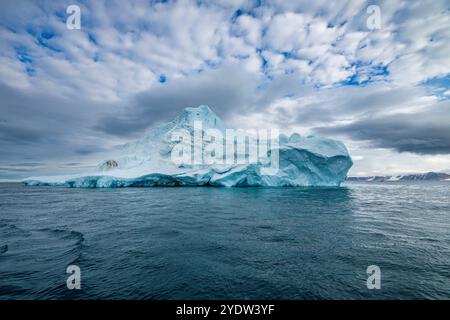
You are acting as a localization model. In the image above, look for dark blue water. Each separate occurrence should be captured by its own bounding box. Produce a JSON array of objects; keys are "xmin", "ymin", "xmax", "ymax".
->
[{"xmin": 0, "ymin": 182, "xmax": 449, "ymax": 299}]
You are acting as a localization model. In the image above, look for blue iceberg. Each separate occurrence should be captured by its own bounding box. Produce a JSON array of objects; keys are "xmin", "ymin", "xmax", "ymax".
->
[{"xmin": 24, "ymin": 105, "xmax": 352, "ymax": 187}]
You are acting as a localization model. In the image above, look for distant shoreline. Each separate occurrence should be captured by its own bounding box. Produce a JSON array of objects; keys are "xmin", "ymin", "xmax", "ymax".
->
[{"xmin": 347, "ymin": 172, "xmax": 450, "ymax": 182}]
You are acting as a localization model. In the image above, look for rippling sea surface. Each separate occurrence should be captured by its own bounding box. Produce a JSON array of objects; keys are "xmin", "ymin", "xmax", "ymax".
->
[{"xmin": 0, "ymin": 182, "xmax": 449, "ymax": 300}]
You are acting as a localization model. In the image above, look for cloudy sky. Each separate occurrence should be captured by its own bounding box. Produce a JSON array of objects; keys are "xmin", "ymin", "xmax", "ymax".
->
[{"xmin": 0, "ymin": 0, "xmax": 449, "ymax": 179}]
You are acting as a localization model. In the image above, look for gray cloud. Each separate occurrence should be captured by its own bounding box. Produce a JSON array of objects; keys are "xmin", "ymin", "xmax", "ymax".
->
[
  {"xmin": 93, "ymin": 65, "xmax": 319, "ymax": 137},
  {"xmin": 314, "ymin": 101, "xmax": 450, "ymax": 155},
  {"xmin": 0, "ymin": 122, "xmax": 45, "ymax": 144},
  {"xmin": 93, "ymin": 64, "xmax": 261, "ymax": 136},
  {"xmin": 0, "ymin": 83, "xmax": 116, "ymax": 164},
  {"xmin": 287, "ymin": 85, "xmax": 431, "ymax": 126}
]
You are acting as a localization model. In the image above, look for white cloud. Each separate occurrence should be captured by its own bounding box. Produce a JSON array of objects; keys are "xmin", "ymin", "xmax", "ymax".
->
[{"xmin": 264, "ymin": 12, "xmax": 310, "ymax": 52}]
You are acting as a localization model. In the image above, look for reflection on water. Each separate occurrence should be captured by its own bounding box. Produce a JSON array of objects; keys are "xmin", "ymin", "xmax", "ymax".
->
[{"xmin": 0, "ymin": 182, "xmax": 449, "ymax": 299}]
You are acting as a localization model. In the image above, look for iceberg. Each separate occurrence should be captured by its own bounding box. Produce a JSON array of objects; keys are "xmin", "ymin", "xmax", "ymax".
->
[{"xmin": 24, "ymin": 105, "xmax": 352, "ymax": 187}]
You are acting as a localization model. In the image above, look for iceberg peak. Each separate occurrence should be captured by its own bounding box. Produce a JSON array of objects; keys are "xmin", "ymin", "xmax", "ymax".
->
[{"xmin": 174, "ymin": 105, "xmax": 224, "ymax": 131}]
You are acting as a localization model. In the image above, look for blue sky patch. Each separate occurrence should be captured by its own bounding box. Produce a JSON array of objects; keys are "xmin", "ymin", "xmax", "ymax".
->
[
  {"xmin": 343, "ymin": 63, "xmax": 389, "ymax": 86},
  {"xmin": 423, "ymin": 74, "xmax": 450, "ymax": 99}
]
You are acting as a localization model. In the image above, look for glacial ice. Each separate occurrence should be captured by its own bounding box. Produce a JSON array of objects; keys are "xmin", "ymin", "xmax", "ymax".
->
[{"xmin": 24, "ymin": 105, "xmax": 353, "ymax": 187}]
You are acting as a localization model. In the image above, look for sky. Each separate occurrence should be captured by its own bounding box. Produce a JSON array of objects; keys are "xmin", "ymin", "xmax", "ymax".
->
[{"xmin": 0, "ymin": 0, "xmax": 449, "ymax": 180}]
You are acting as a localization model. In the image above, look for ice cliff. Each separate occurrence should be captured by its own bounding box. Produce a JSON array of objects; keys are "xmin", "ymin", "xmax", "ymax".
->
[{"xmin": 24, "ymin": 105, "xmax": 352, "ymax": 187}]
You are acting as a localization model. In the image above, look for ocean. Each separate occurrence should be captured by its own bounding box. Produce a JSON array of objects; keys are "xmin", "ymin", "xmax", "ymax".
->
[{"xmin": 0, "ymin": 182, "xmax": 449, "ymax": 299}]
